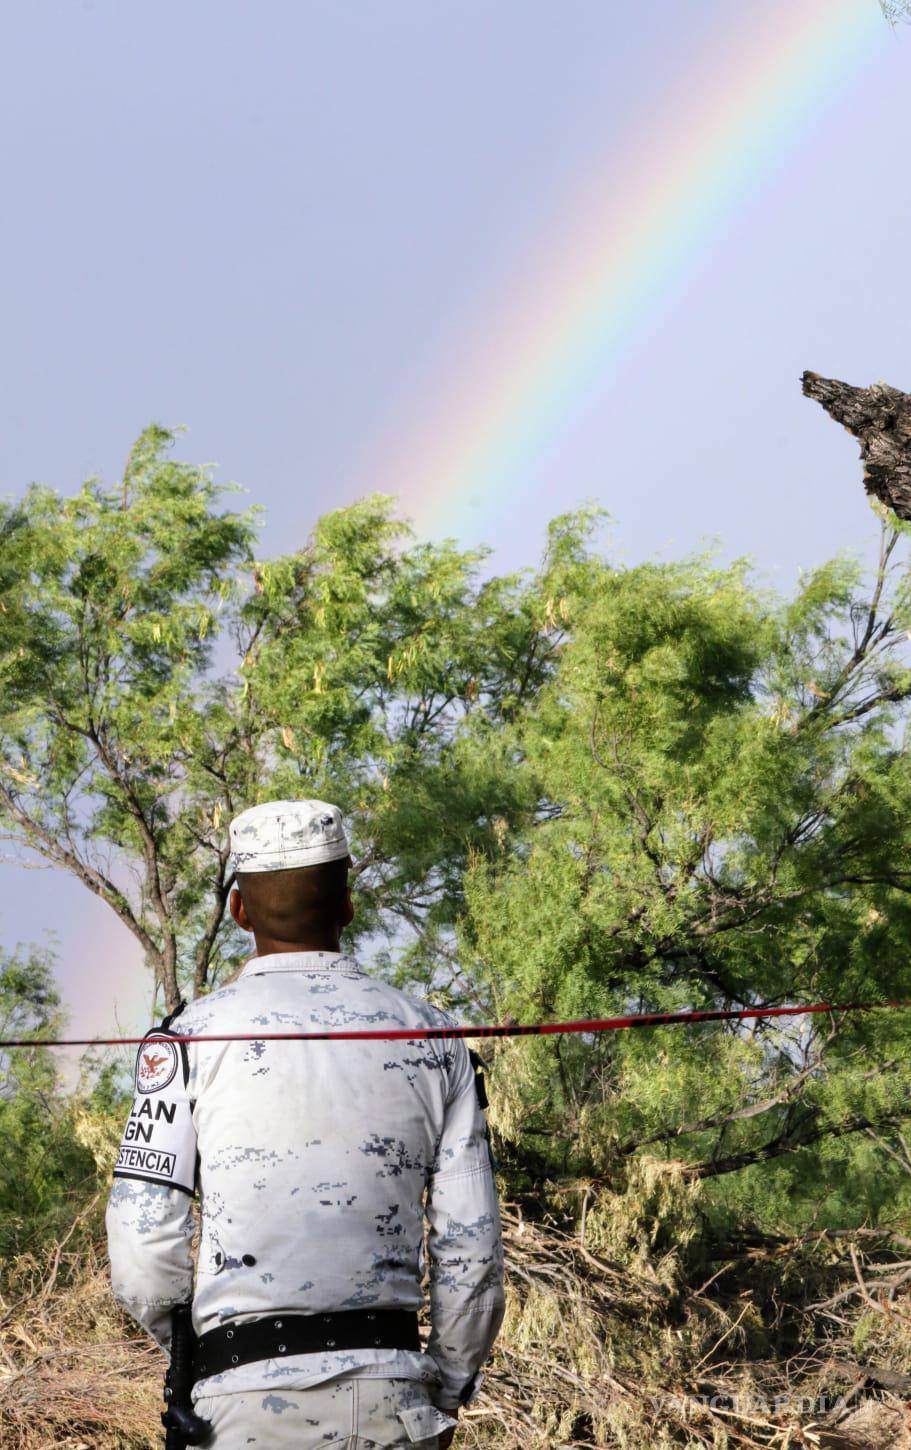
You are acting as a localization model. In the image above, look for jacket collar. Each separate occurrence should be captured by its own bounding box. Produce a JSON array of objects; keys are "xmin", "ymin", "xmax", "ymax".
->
[{"xmin": 239, "ymin": 950, "xmax": 361, "ymax": 977}]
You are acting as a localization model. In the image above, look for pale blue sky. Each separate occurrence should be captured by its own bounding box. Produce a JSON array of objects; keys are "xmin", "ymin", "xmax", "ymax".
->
[{"xmin": 0, "ymin": 1, "xmax": 908, "ymax": 1058}]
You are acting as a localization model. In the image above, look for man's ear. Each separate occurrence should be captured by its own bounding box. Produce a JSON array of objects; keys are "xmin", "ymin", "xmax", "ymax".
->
[{"xmin": 229, "ymin": 886, "xmax": 252, "ymax": 932}]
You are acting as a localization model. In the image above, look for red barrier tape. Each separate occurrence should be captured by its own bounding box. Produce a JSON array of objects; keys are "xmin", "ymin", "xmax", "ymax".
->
[{"xmin": 3, "ymin": 998, "xmax": 911, "ymax": 1048}]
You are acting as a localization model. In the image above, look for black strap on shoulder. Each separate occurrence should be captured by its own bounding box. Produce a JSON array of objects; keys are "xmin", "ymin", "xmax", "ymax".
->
[
  {"xmin": 143, "ymin": 1001, "xmax": 190, "ymax": 1091},
  {"xmin": 468, "ymin": 1047, "xmax": 499, "ymax": 1172},
  {"xmin": 468, "ymin": 1048, "xmax": 489, "ymax": 1110},
  {"xmin": 158, "ymin": 1000, "xmax": 187, "ymax": 1034}
]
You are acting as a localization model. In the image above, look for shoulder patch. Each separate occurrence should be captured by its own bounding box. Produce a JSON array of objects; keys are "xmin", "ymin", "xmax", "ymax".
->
[
  {"xmin": 113, "ymin": 1029, "xmax": 196, "ymax": 1196},
  {"xmin": 136, "ymin": 1039, "xmax": 179, "ymax": 1094}
]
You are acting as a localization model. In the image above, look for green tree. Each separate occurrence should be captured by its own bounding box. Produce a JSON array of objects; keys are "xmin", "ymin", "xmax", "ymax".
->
[
  {"xmin": 458, "ymin": 510, "xmax": 911, "ymax": 1231},
  {"xmin": 0, "ymin": 426, "xmax": 547, "ymax": 1013},
  {"xmin": 0, "ymin": 946, "xmax": 100, "ymax": 1260},
  {"xmin": 7, "ymin": 426, "xmax": 911, "ymax": 1236}
]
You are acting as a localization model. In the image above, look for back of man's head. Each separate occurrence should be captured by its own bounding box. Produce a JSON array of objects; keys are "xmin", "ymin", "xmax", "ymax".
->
[
  {"xmin": 235, "ymin": 856, "xmax": 350, "ymax": 938},
  {"xmin": 228, "ymin": 798, "xmax": 353, "ymax": 947}
]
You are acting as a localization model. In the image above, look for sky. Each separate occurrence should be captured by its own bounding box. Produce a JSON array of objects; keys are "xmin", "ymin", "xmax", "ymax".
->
[{"xmin": 0, "ymin": 0, "xmax": 909, "ymax": 1068}]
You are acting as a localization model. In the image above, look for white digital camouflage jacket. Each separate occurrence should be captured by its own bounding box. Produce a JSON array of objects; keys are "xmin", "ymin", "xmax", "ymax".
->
[{"xmin": 105, "ymin": 950, "xmax": 505, "ymax": 1411}]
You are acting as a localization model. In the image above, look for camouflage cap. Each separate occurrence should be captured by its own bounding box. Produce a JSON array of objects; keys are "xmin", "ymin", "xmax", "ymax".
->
[{"xmin": 229, "ymin": 799, "xmax": 349, "ymax": 874}]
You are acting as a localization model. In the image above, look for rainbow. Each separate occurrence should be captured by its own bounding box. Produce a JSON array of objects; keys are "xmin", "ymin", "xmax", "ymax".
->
[{"xmin": 381, "ymin": 0, "xmax": 886, "ymax": 535}]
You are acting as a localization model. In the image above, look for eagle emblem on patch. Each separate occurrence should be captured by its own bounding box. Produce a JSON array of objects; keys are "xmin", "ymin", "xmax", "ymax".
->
[{"xmin": 136, "ymin": 1038, "xmax": 179, "ymax": 1094}]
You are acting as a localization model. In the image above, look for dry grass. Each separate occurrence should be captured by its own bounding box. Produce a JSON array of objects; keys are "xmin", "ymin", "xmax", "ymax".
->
[
  {"xmin": 457, "ymin": 1201, "xmax": 911, "ymax": 1449},
  {"xmin": 0, "ymin": 1196, "xmax": 164, "ymax": 1450},
  {"xmin": 3, "ymin": 1179, "xmax": 911, "ymax": 1448}
]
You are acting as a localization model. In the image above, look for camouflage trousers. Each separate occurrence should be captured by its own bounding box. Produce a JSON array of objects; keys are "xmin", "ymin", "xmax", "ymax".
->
[{"xmin": 193, "ymin": 1374, "xmax": 455, "ymax": 1447}]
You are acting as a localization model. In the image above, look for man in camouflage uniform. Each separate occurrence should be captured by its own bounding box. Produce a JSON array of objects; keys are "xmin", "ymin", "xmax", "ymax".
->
[{"xmin": 106, "ymin": 799, "xmax": 505, "ymax": 1448}]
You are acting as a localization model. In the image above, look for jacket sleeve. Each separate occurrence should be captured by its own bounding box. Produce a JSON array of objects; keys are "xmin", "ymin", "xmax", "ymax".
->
[
  {"xmin": 104, "ymin": 1030, "xmax": 198, "ymax": 1349},
  {"xmin": 425, "ymin": 1038, "xmax": 505, "ymax": 1411}
]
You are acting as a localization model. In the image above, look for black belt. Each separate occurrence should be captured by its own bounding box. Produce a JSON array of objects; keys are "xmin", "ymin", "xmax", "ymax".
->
[{"xmin": 194, "ymin": 1308, "xmax": 421, "ymax": 1379}]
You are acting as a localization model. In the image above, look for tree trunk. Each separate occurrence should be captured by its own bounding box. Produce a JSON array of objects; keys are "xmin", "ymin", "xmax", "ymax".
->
[{"xmin": 802, "ymin": 370, "xmax": 911, "ymax": 518}]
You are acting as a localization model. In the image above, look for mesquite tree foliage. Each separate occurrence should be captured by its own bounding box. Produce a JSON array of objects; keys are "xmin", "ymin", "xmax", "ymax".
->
[
  {"xmin": 456, "ymin": 513, "xmax": 911, "ymax": 1220},
  {"xmin": 0, "ymin": 426, "xmax": 546, "ymax": 1013},
  {"xmin": 6, "ymin": 426, "xmax": 911, "ymax": 1219},
  {"xmin": 0, "ymin": 947, "xmax": 101, "ymax": 1257}
]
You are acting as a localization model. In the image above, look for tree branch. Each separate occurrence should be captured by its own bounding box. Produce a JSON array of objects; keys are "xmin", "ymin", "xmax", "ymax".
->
[{"xmin": 0, "ymin": 778, "xmax": 160, "ymax": 967}]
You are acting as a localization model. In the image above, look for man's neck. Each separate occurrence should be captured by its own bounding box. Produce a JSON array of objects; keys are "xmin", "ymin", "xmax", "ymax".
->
[{"xmin": 251, "ymin": 932, "xmax": 344, "ymax": 958}]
